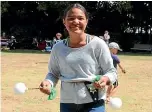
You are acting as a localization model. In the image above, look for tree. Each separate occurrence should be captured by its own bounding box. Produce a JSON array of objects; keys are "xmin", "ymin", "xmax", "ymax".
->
[{"xmin": 1, "ymin": 1, "xmax": 151, "ymax": 46}]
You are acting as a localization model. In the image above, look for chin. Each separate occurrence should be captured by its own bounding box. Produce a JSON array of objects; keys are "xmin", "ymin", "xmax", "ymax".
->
[{"xmin": 71, "ymin": 30, "xmax": 84, "ymax": 34}]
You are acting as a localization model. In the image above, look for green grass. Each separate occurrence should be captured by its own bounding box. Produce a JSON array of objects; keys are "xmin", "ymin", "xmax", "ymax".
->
[
  {"xmin": 1, "ymin": 49, "xmax": 50, "ymax": 54},
  {"xmin": 119, "ymin": 52, "xmax": 152, "ymax": 56},
  {"xmin": 2, "ymin": 49, "xmax": 152, "ymax": 56}
]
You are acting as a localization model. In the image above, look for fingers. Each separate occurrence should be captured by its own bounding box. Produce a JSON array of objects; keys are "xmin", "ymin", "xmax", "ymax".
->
[
  {"xmin": 93, "ymin": 82, "xmax": 100, "ymax": 88},
  {"xmin": 106, "ymin": 97, "xmax": 110, "ymax": 104},
  {"xmin": 93, "ymin": 76, "xmax": 109, "ymax": 89},
  {"xmin": 93, "ymin": 81, "xmax": 106, "ymax": 89},
  {"xmin": 99, "ymin": 82, "xmax": 106, "ymax": 88},
  {"xmin": 39, "ymin": 81, "xmax": 51, "ymax": 95},
  {"xmin": 39, "ymin": 82, "xmax": 48, "ymax": 88}
]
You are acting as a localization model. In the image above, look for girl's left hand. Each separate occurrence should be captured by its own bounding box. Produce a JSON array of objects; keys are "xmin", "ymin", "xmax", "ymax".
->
[{"xmin": 93, "ymin": 76, "xmax": 109, "ymax": 89}]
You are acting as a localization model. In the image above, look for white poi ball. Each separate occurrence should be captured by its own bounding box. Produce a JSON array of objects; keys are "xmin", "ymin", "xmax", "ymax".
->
[
  {"xmin": 14, "ymin": 82, "xmax": 27, "ymax": 94},
  {"xmin": 109, "ymin": 97, "xmax": 122, "ymax": 109}
]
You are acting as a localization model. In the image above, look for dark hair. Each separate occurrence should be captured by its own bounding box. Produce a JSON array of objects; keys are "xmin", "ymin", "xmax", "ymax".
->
[
  {"xmin": 64, "ymin": 28, "xmax": 69, "ymax": 37},
  {"xmin": 63, "ymin": 3, "xmax": 89, "ymax": 20}
]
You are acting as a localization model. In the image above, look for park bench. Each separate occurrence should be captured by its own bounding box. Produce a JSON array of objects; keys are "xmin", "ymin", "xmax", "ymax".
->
[
  {"xmin": 0, "ymin": 38, "xmax": 9, "ymax": 50},
  {"xmin": 130, "ymin": 44, "xmax": 152, "ymax": 53}
]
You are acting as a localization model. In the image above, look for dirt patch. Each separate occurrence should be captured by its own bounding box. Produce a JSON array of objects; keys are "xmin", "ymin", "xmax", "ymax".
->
[{"xmin": 1, "ymin": 52, "xmax": 152, "ymax": 112}]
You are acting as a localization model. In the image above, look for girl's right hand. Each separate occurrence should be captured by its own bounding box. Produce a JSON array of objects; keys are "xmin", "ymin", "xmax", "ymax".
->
[{"xmin": 39, "ymin": 80, "xmax": 52, "ymax": 95}]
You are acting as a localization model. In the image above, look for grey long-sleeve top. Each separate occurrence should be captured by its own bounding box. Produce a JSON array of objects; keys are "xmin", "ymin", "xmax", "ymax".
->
[{"xmin": 45, "ymin": 35, "xmax": 117, "ymax": 104}]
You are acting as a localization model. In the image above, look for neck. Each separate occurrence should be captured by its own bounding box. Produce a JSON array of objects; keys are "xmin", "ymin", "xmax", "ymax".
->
[{"xmin": 68, "ymin": 33, "xmax": 87, "ymax": 48}]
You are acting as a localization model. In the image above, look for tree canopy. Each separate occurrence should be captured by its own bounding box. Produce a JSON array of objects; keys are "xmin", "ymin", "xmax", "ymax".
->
[{"xmin": 1, "ymin": 1, "xmax": 152, "ymax": 49}]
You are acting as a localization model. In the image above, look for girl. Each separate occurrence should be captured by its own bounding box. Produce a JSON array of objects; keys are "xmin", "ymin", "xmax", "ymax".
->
[{"xmin": 39, "ymin": 3, "xmax": 117, "ymax": 112}]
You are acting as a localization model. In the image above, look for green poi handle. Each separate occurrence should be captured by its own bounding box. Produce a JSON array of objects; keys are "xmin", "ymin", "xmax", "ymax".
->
[
  {"xmin": 48, "ymin": 87, "xmax": 57, "ymax": 100},
  {"xmin": 93, "ymin": 75, "xmax": 101, "ymax": 82}
]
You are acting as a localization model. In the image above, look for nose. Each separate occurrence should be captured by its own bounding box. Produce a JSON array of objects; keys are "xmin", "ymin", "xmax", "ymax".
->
[{"xmin": 73, "ymin": 18, "xmax": 79, "ymax": 24}]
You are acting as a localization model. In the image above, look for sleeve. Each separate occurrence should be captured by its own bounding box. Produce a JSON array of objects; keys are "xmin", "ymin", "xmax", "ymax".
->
[
  {"xmin": 114, "ymin": 55, "xmax": 120, "ymax": 64},
  {"xmin": 45, "ymin": 48, "xmax": 60, "ymax": 87},
  {"xmin": 98, "ymin": 41, "xmax": 117, "ymax": 84}
]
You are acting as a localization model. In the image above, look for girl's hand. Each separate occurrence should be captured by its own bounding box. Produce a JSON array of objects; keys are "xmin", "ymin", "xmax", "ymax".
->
[
  {"xmin": 93, "ymin": 76, "xmax": 110, "ymax": 89},
  {"xmin": 39, "ymin": 80, "xmax": 52, "ymax": 95}
]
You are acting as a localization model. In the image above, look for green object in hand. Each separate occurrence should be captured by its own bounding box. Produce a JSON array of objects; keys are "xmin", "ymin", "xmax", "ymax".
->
[
  {"xmin": 48, "ymin": 87, "xmax": 57, "ymax": 100},
  {"xmin": 93, "ymin": 75, "xmax": 101, "ymax": 82},
  {"xmin": 87, "ymin": 75, "xmax": 101, "ymax": 92}
]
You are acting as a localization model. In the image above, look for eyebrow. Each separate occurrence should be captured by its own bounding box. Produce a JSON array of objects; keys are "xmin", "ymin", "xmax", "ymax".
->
[{"xmin": 67, "ymin": 15, "xmax": 85, "ymax": 17}]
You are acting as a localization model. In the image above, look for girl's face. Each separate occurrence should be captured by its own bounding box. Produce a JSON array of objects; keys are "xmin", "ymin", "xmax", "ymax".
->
[{"xmin": 63, "ymin": 8, "xmax": 88, "ymax": 35}]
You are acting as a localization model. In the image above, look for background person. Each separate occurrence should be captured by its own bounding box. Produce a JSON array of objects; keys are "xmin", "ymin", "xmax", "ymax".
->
[
  {"xmin": 8, "ymin": 36, "xmax": 17, "ymax": 50},
  {"xmin": 53, "ymin": 33, "xmax": 62, "ymax": 46},
  {"xmin": 106, "ymin": 42, "xmax": 126, "ymax": 103},
  {"xmin": 103, "ymin": 30, "xmax": 110, "ymax": 44}
]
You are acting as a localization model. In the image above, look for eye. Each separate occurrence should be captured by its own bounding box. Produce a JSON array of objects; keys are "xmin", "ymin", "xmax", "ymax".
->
[
  {"xmin": 67, "ymin": 16, "xmax": 85, "ymax": 21},
  {"xmin": 67, "ymin": 17, "xmax": 75, "ymax": 21},
  {"xmin": 78, "ymin": 17, "xmax": 85, "ymax": 20}
]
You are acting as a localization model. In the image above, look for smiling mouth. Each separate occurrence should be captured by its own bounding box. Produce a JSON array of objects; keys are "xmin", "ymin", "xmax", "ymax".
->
[
  {"xmin": 71, "ymin": 27, "xmax": 79, "ymax": 29},
  {"xmin": 70, "ymin": 26, "xmax": 81, "ymax": 29}
]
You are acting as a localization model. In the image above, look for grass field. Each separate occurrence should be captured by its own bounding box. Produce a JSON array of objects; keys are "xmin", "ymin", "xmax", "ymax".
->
[{"xmin": 1, "ymin": 51, "xmax": 152, "ymax": 112}]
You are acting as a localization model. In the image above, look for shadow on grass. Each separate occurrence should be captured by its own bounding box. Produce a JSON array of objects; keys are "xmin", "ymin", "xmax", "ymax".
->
[{"xmin": 1, "ymin": 49, "xmax": 50, "ymax": 54}]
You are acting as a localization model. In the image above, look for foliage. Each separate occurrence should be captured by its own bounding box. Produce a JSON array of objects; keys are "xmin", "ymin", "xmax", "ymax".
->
[{"xmin": 1, "ymin": 1, "xmax": 152, "ymax": 50}]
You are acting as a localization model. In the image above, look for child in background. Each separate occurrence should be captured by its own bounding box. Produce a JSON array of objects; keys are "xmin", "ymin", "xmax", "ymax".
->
[
  {"xmin": 103, "ymin": 30, "xmax": 110, "ymax": 44},
  {"xmin": 106, "ymin": 42, "xmax": 126, "ymax": 103}
]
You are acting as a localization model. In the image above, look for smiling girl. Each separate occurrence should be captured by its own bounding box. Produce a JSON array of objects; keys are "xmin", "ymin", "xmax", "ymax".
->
[{"xmin": 39, "ymin": 3, "xmax": 117, "ymax": 112}]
